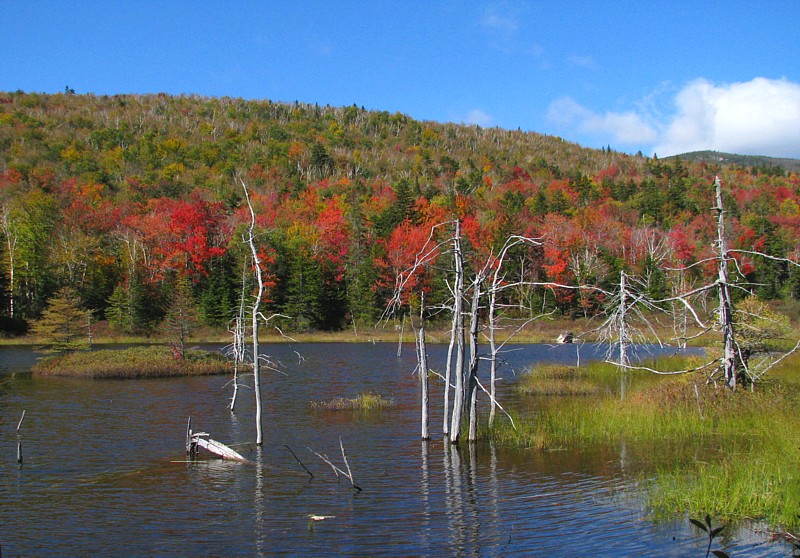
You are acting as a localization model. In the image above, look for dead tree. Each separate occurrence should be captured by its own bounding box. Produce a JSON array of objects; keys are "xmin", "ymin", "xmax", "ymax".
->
[
  {"xmin": 226, "ymin": 262, "xmax": 248, "ymax": 412},
  {"xmin": 714, "ymin": 177, "xmax": 737, "ymax": 389},
  {"xmin": 240, "ymin": 179, "xmax": 269, "ymax": 445},
  {"xmin": 607, "ymin": 177, "xmax": 800, "ymax": 391},
  {"xmin": 417, "ymin": 321, "xmax": 431, "ymax": 441},
  {"xmin": 485, "ymin": 236, "xmax": 546, "ymax": 427},
  {"xmin": 448, "ymin": 220, "xmax": 467, "ymax": 444}
]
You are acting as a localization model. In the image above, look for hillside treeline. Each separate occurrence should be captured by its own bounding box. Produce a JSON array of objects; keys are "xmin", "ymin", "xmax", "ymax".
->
[{"xmin": 1, "ymin": 90, "xmax": 798, "ymax": 335}]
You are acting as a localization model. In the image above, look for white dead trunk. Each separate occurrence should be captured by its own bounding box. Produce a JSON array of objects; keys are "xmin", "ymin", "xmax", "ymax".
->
[
  {"xmin": 417, "ymin": 324, "xmax": 430, "ymax": 440},
  {"xmin": 714, "ymin": 176, "xmax": 737, "ymax": 390},
  {"xmin": 487, "ymin": 277, "xmax": 498, "ymax": 428},
  {"xmin": 443, "ymin": 301, "xmax": 456, "ymax": 436},
  {"xmin": 1, "ymin": 208, "xmax": 17, "ymax": 318},
  {"xmin": 466, "ymin": 278, "xmax": 482, "ymax": 443},
  {"xmin": 229, "ymin": 262, "xmax": 249, "ymax": 413},
  {"xmin": 241, "ymin": 179, "xmax": 265, "ymax": 445},
  {"xmin": 449, "ymin": 220, "xmax": 466, "ymax": 444},
  {"xmin": 618, "ymin": 271, "xmax": 630, "ymax": 370}
]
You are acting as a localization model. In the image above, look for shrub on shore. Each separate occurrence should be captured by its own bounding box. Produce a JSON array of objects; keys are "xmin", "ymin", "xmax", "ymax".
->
[{"xmin": 32, "ymin": 346, "xmax": 233, "ymax": 379}]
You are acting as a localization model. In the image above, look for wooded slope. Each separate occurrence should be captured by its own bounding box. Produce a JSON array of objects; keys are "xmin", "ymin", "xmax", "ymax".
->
[{"xmin": 1, "ymin": 91, "xmax": 798, "ymax": 334}]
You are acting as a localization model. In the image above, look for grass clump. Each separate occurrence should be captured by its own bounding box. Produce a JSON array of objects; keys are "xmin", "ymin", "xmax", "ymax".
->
[
  {"xmin": 311, "ymin": 392, "xmax": 394, "ymax": 411},
  {"xmin": 515, "ymin": 362, "xmax": 617, "ymax": 396},
  {"xmin": 32, "ymin": 346, "xmax": 233, "ymax": 379}
]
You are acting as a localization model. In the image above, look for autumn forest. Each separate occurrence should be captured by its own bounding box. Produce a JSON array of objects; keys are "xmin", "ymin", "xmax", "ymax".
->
[{"xmin": 1, "ymin": 90, "xmax": 799, "ymax": 337}]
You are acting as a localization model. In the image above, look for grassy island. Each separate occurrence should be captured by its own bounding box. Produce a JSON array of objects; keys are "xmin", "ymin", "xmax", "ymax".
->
[{"xmin": 31, "ymin": 346, "xmax": 234, "ymax": 379}]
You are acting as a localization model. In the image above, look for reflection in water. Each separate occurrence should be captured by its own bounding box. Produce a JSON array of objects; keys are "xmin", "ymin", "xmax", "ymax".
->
[
  {"xmin": 443, "ymin": 441, "xmax": 483, "ymax": 555},
  {"xmin": 254, "ymin": 446, "xmax": 266, "ymax": 557},
  {"xmin": 0, "ymin": 342, "xmax": 787, "ymax": 556},
  {"xmin": 419, "ymin": 440, "xmax": 430, "ymax": 551}
]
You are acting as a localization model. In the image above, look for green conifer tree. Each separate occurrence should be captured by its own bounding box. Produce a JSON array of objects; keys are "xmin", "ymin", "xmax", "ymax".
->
[{"xmin": 31, "ymin": 287, "xmax": 91, "ymax": 354}]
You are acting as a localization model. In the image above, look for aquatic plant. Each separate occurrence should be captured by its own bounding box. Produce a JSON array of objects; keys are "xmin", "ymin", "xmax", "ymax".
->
[
  {"xmin": 690, "ymin": 515, "xmax": 729, "ymax": 558},
  {"xmin": 311, "ymin": 392, "xmax": 394, "ymax": 411}
]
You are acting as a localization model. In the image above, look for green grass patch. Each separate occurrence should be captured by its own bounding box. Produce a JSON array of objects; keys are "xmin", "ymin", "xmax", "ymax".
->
[
  {"xmin": 515, "ymin": 362, "xmax": 620, "ymax": 396},
  {"xmin": 492, "ymin": 354, "xmax": 800, "ymax": 531},
  {"xmin": 32, "ymin": 346, "xmax": 233, "ymax": 379},
  {"xmin": 310, "ymin": 392, "xmax": 394, "ymax": 411}
]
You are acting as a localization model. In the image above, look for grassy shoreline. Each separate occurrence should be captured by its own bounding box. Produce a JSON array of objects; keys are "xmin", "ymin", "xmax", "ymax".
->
[{"xmin": 489, "ymin": 355, "xmax": 800, "ymax": 532}]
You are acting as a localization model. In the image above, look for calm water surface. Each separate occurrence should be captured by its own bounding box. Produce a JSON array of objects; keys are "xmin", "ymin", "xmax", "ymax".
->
[{"xmin": 0, "ymin": 342, "xmax": 789, "ymax": 556}]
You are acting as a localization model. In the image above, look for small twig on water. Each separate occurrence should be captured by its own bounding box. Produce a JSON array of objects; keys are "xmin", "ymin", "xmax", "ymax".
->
[
  {"xmin": 338, "ymin": 437, "xmax": 361, "ymax": 491},
  {"xmin": 17, "ymin": 409, "xmax": 25, "ymax": 432},
  {"xmin": 308, "ymin": 440, "xmax": 362, "ymax": 492}
]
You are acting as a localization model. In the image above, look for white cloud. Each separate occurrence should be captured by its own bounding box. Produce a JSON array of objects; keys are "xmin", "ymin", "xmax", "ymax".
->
[
  {"xmin": 480, "ymin": 2, "xmax": 521, "ymax": 37},
  {"xmin": 547, "ymin": 97, "xmax": 657, "ymax": 145},
  {"xmin": 463, "ymin": 109, "xmax": 494, "ymax": 127},
  {"xmin": 547, "ymin": 78, "xmax": 800, "ymax": 158},
  {"xmin": 479, "ymin": 1, "xmax": 544, "ymax": 59},
  {"xmin": 654, "ymin": 77, "xmax": 800, "ymax": 158}
]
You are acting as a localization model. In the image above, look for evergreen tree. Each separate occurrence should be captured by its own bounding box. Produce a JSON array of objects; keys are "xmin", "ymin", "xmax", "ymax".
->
[
  {"xmin": 161, "ymin": 275, "xmax": 198, "ymax": 359},
  {"xmin": 106, "ymin": 283, "xmax": 133, "ymax": 333},
  {"xmin": 281, "ymin": 252, "xmax": 325, "ymax": 331},
  {"xmin": 31, "ymin": 287, "xmax": 91, "ymax": 354},
  {"xmin": 199, "ymin": 255, "xmax": 238, "ymax": 327}
]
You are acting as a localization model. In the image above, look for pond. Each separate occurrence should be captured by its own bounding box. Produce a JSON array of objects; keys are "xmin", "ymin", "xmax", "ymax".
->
[{"xmin": 0, "ymin": 342, "xmax": 790, "ymax": 556}]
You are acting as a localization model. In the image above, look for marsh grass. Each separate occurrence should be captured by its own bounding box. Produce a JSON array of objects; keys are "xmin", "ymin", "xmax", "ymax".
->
[
  {"xmin": 311, "ymin": 392, "xmax": 394, "ymax": 411},
  {"xmin": 494, "ymin": 354, "xmax": 800, "ymax": 531},
  {"xmin": 32, "ymin": 346, "xmax": 233, "ymax": 379},
  {"xmin": 515, "ymin": 363, "xmax": 611, "ymax": 396}
]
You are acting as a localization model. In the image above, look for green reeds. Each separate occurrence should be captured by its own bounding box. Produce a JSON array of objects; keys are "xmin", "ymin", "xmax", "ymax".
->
[{"xmin": 311, "ymin": 392, "xmax": 394, "ymax": 411}]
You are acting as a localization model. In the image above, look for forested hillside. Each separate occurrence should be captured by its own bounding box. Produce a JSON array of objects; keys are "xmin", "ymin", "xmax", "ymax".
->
[{"xmin": 1, "ymin": 90, "xmax": 799, "ymax": 335}]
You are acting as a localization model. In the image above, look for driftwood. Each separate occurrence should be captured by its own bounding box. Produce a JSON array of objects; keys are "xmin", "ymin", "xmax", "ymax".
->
[
  {"xmin": 556, "ymin": 331, "xmax": 574, "ymax": 344},
  {"xmin": 185, "ymin": 417, "xmax": 247, "ymax": 462}
]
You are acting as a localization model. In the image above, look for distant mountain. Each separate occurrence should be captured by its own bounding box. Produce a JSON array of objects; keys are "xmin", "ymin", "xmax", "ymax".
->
[{"xmin": 666, "ymin": 150, "xmax": 800, "ymax": 173}]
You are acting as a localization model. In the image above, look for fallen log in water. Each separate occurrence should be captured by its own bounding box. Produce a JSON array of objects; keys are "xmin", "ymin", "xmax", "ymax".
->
[
  {"xmin": 193, "ymin": 436, "xmax": 248, "ymax": 461},
  {"xmin": 185, "ymin": 417, "xmax": 248, "ymax": 462}
]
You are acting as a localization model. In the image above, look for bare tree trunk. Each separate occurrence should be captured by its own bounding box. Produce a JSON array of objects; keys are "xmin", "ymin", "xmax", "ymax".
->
[
  {"xmin": 229, "ymin": 262, "xmax": 248, "ymax": 413},
  {"xmin": 397, "ymin": 313, "xmax": 405, "ymax": 357},
  {"xmin": 417, "ymin": 324, "xmax": 430, "ymax": 440},
  {"xmin": 714, "ymin": 176, "xmax": 737, "ymax": 390},
  {"xmin": 241, "ymin": 179, "xmax": 265, "ymax": 445},
  {"xmin": 618, "ymin": 271, "xmax": 630, "ymax": 370},
  {"xmin": 487, "ymin": 276, "xmax": 498, "ymax": 428},
  {"xmin": 449, "ymin": 220, "xmax": 466, "ymax": 444},
  {"xmin": 467, "ymin": 278, "xmax": 482, "ymax": 443},
  {"xmin": 443, "ymin": 301, "xmax": 456, "ymax": 436},
  {"xmin": 1, "ymin": 209, "xmax": 17, "ymax": 319}
]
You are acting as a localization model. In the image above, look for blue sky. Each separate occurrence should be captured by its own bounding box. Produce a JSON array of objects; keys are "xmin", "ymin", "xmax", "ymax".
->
[{"xmin": 3, "ymin": 1, "xmax": 800, "ymax": 158}]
